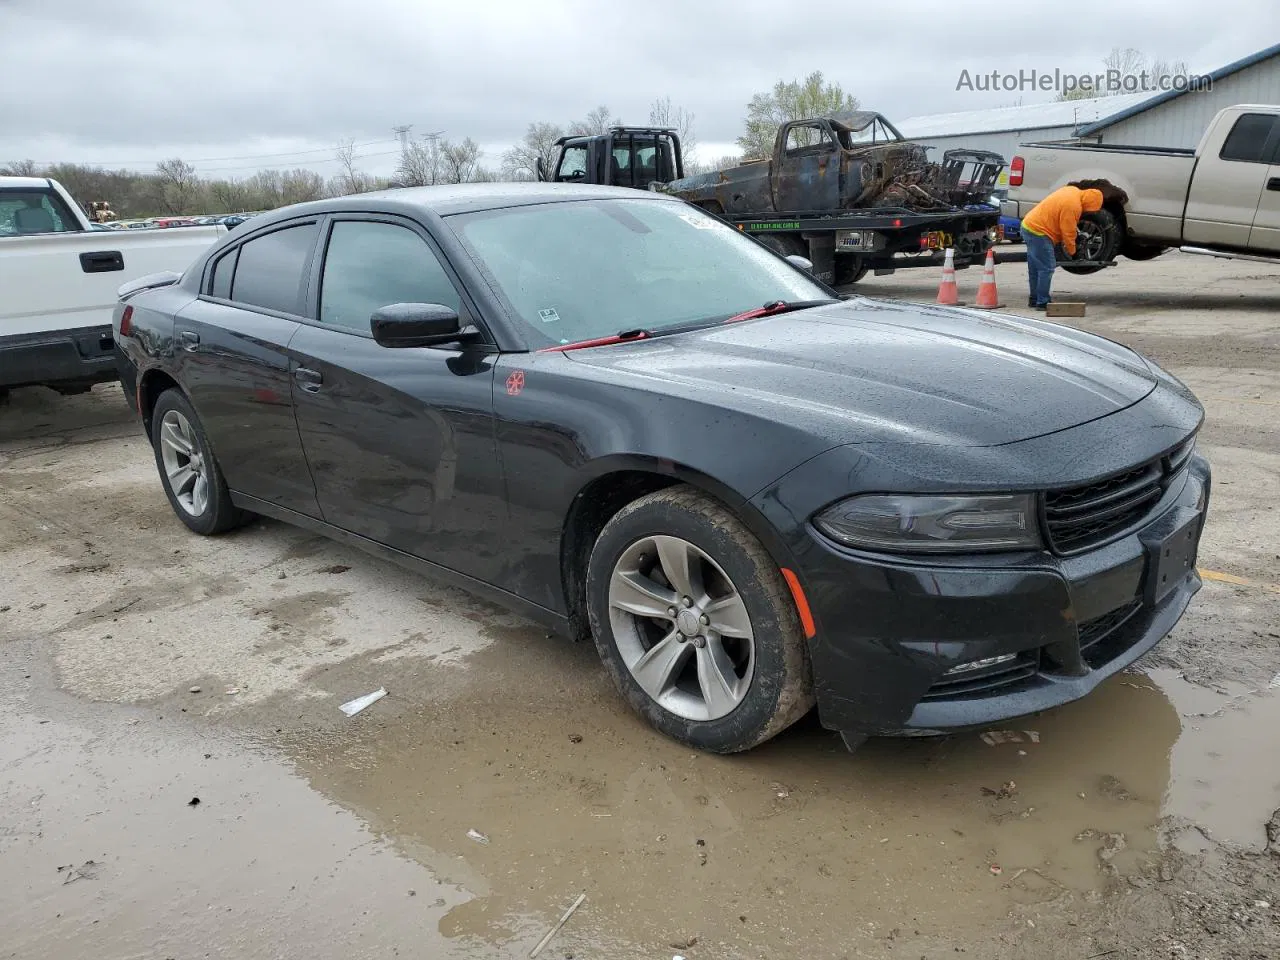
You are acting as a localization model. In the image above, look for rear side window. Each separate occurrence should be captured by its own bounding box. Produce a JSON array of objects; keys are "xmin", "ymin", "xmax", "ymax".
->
[
  {"xmin": 1219, "ymin": 114, "xmax": 1277, "ymax": 163},
  {"xmin": 229, "ymin": 223, "xmax": 318, "ymax": 314},
  {"xmin": 319, "ymin": 221, "xmax": 460, "ymax": 334},
  {"xmin": 208, "ymin": 248, "xmax": 237, "ymax": 299}
]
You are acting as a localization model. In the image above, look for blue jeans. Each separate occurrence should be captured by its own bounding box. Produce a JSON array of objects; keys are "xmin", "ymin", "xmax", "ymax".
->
[{"xmin": 1025, "ymin": 231, "xmax": 1055, "ymax": 306}]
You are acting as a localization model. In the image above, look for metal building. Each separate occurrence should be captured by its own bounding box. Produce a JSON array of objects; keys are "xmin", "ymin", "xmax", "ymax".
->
[
  {"xmin": 896, "ymin": 93, "xmax": 1151, "ymax": 169},
  {"xmin": 897, "ymin": 42, "xmax": 1280, "ymax": 172},
  {"xmin": 1079, "ymin": 43, "xmax": 1280, "ymax": 148}
]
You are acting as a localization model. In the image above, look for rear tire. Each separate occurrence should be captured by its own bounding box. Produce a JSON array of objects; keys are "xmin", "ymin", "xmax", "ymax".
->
[
  {"xmin": 585, "ymin": 485, "xmax": 814, "ymax": 753},
  {"xmin": 150, "ymin": 388, "xmax": 246, "ymax": 535},
  {"xmin": 1061, "ymin": 208, "xmax": 1121, "ymax": 275},
  {"xmin": 835, "ymin": 255, "xmax": 868, "ymax": 286}
]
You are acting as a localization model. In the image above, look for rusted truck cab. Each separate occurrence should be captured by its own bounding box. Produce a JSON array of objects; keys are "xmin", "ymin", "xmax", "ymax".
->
[{"xmin": 668, "ymin": 112, "xmax": 996, "ymax": 216}]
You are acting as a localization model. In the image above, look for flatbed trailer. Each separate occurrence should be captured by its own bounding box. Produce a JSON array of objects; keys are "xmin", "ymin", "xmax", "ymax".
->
[{"xmin": 725, "ymin": 206, "xmax": 1000, "ymax": 285}]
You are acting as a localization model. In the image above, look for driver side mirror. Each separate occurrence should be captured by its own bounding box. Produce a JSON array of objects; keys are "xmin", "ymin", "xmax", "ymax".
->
[
  {"xmin": 785, "ymin": 254, "xmax": 814, "ymax": 274},
  {"xmin": 535, "ymin": 157, "xmax": 548, "ymax": 182},
  {"xmin": 371, "ymin": 303, "xmax": 474, "ymax": 348}
]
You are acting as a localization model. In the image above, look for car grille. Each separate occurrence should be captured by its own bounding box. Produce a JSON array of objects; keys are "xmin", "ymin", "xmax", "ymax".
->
[{"xmin": 1043, "ymin": 437, "xmax": 1195, "ymax": 554}]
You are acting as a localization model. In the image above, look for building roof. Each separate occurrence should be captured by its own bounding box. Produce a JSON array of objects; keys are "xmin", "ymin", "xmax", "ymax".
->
[
  {"xmin": 1077, "ymin": 42, "xmax": 1280, "ymax": 135},
  {"xmin": 896, "ymin": 93, "xmax": 1153, "ymax": 140}
]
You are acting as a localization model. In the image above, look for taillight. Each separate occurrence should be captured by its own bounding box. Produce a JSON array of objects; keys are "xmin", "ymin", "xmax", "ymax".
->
[
  {"xmin": 119, "ymin": 305, "xmax": 134, "ymax": 336},
  {"xmin": 1009, "ymin": 156, "xmax": 1024, "ymax": 187}
]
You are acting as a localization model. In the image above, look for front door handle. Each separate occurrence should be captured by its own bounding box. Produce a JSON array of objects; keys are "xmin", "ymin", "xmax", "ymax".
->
[
  {"xmin": 178, "ymin": 330, "xmax": 200, "ymax": 350},
  {"xmin": 294, "ymin": 367, "xmax": 323, "ymax": 393},
  {"xmin": 80, "ymin": 250, "xmax": 124, "ymax": 273},
  {"xmin": 1267, "ymin": 177, "xmax": 1280, "ymax": 191}
]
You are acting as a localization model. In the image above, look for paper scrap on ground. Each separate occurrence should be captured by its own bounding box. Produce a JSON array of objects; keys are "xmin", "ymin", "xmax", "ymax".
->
[{"xmin": 339, "ymin": 688, "xmax": 387, "ymax": 717}]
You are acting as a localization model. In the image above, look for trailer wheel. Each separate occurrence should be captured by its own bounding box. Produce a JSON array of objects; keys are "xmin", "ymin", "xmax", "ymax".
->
[
  {"xmin": 835, "ymin": 256, "xmax": 868, "ymax": 286},
  {"xmin": 1061, "ymin": 208, "xmax": 1120, "ymax": 275}
]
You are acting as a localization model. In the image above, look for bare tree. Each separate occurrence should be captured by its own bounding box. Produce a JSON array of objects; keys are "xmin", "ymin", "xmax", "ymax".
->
[
  {"xmin": 649, "ymin": 96, "xmax": 698, "ymax": 165},
  {"xmin": 395, "ymin": 134, "xmax": 443, "ymax": 187},
  {"xmin": 440, "ymin": 138, "xmax": 482, "ymax": 184},
  {"xmin": 154, "ymin": 158, "xmax": 199, "ymax": 214},
  {"xmin": 569, "ymin": 105, "xmax": 621, "ymax": 137},
  {"xmin": 2, "ymin": 158, "xmax": 38, "ymax": 176},
  {"xmin": 502, "ymin": 121, "xmax": 564, "ymax": 181},
  {"xmin": 208, "ymin": 179, "xmax": 252, "ymax": 213},
  {"xmin": 334, "ymin": 138, "xmax": 374, "ymax": 194},
  {"xmin": 1059, "ymin": 47, "xmax": 1191, "ymax": 100},
  {"xmin": 738, "ymin": 72, "xmax": 859, "ymax": 159},
  {"xmin": 281, "ymin": 168, "xmax": 326, "ymax": 205}
]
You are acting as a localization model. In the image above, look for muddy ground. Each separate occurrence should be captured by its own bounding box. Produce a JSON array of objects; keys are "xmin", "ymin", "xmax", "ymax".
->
[{"xmin": 2, "ymin": 250, "xmax": 1278, "ymax": 959}]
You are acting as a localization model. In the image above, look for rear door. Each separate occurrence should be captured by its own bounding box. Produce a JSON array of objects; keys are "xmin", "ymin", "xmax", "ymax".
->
[
  {"xmin": 772, "ymin": 121, "xmax": 840, "ymax": 213},
  {"xmin": 1247, "ymin": 123, "xmax": 1280, "ymax": 252},
  {"xmin": 174, "ymin": 219, "xmax": 322, "ymax": 517},
  {"xmin": 288, "ymin": 215, "xmax": 505, "ymax": 582},
  {"xmin": 1183, "ymin": 112, "xmax": 1278, "ymax": 247}
]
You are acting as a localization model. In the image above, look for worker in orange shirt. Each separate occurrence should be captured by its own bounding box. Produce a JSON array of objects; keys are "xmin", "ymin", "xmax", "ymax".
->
[{"xmin": 1020, "ymin": 186, "xmax": 1104, "ymax": 310}]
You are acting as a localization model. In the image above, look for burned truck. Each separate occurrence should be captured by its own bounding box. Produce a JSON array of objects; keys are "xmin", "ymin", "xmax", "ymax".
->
[
  {"xmin": 542, "ymin": 113, "xmax": 1004, "ymax": 285},
  {"xmin": 663, "ymin": 112, "xmax": 1005, "ymax": 284}
]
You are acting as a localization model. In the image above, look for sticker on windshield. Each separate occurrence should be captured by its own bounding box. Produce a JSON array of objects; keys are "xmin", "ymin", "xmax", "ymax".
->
[
  {"xmin": 538, "ymin": 307, "xmax": 561, "ymax": 324},
  {"xmin": 678, "ymin": 212, "xmax": 719, "ymax": 230}
]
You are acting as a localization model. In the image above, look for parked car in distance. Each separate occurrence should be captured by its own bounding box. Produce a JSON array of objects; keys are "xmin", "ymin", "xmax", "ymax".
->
[
  {"xmin": 1005, "ymin": 103, "xmax": 1280, "ymax": 272},
  {"xmin": 114, "ymin": 183, "xmax": 1210, "ymax": 753},
  {"xmin": 0, "ymin": 176, "xmax": 226, "ymax": 396}
]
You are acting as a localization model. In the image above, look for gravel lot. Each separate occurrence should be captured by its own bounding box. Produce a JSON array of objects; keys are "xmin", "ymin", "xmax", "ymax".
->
[{"xmin": 2, "ymin": 250, "xmax": 1278, "ymax": 959}]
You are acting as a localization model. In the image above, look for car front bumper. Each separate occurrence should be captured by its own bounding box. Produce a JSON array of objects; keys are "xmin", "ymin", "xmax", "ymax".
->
[{"xmin": 772, "ymin": 454, "xmax": 1210, "ymax": 746}]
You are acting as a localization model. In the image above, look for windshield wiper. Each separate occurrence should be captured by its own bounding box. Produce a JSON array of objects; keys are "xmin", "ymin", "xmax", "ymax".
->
[
  {"xmin": 723, "ymin": 298, "xmax": 840, "ymax": 324},
  {"xmin": 537, "ymin": 327, "xmax": 652, "ymax": 353}
]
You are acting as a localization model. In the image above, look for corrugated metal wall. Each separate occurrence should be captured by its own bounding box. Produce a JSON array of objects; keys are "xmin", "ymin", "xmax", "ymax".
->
[{"xmin": 1097, "ymin": 57, "xmax": 1280, "ymax": 148}]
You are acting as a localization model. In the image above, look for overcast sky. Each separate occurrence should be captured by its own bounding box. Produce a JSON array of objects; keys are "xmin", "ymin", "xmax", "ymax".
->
[{"xmin": 2, "ymin": 0, "xmax": 1276, "ymax": 179}]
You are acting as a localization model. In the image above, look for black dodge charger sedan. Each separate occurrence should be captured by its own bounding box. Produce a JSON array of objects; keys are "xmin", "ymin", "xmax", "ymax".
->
[{"xmin": 113, "ymin": 183, "xmax": 1210, "ymax": 753}]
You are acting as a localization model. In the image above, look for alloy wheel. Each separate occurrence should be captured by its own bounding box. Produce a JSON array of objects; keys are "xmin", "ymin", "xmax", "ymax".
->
[
  {"xmin": 158, "ymin": 409, "xmax": 209, "ymax": 516},
  {"xmin": 607, "ymin": 534, "xmax": 755, "ymax": 721}
]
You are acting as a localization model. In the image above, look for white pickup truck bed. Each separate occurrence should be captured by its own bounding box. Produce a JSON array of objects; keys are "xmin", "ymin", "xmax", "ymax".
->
[{"xmin": 1, "ymin": 177, "xmax": 224, "ymax": 395}]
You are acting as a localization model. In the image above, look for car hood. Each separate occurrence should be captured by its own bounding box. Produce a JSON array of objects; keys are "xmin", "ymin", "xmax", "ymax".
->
[{"xmin": 563, "ymin": 298, "xmax": 1157, "ymax": 446}]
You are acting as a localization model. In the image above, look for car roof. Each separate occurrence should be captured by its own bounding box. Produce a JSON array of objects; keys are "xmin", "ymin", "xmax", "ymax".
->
[{"xmin": 247, "ymin": 182, "xmax": 681, "ymax": 228}]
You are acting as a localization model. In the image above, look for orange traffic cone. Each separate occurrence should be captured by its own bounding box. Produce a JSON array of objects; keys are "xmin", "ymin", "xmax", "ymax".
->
[
  {"xmin": 936, "ymin": 248, "xmax": 959, "ymax": 305},
  {"xmin": 974, "ymin": 249, "xmax": 1002, "ymax": 309}
]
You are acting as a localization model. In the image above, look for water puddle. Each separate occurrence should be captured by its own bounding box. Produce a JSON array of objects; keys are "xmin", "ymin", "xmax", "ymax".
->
[{"xmin": 284, "ymin": 635, "xmax": 1280, "ymax": 956}]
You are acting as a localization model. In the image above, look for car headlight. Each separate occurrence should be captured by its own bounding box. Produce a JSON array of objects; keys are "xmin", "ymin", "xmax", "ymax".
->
[{"xmin": 813, "ymin": 494, "xmax": 1041, "ymax": 554}]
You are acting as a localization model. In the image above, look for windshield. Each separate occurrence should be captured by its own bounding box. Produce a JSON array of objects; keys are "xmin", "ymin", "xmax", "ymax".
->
[{"xmin": 448, "ymin": 199, "xmax": 828, "ymax": 348}]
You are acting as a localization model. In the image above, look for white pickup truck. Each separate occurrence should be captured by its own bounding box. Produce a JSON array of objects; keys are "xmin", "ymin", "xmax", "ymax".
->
[
  {"xmin": 1003, "ymin": 104, "xmax": 1280, "ymax": 274},
  {"xmin": 0, "ymin": 176, "xmax": 224, "ymax": 397}
]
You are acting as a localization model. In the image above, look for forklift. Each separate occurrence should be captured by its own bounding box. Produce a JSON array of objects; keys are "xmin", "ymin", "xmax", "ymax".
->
[{"xmin": 537, "ymin": 127, "xmax": 684, "ymax": 189}]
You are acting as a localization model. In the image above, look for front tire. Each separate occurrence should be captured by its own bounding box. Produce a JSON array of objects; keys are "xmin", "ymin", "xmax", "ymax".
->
[
  {"xmin": 150, "ymin": 388, "xmax": 245, "ymax": 535},
  {"xmin": 585, "ymin": 486, "xmax": 814, "ymax": 753}
]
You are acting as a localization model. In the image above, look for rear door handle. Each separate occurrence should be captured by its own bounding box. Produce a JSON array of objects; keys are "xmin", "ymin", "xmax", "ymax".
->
[
  {"xmin": 178, "ymin": 330, "xmax": 200, "ymax": 350},
  {"xmin": 1267, "ymin": 177, "xmax": 1280, "ymax": 191},
  {"xmin": 294, "ymin": 367, "xmax": 323, "ymax": 393},
  {"xmin": 80, "ymin": 250, "xmax": 124, "ymax": 273}
]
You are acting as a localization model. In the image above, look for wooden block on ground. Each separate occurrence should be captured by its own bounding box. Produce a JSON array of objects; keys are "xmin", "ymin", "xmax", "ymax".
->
[{"xmin": 1046, "ymin": 302, "xmax": 1086, "ymax": 318}]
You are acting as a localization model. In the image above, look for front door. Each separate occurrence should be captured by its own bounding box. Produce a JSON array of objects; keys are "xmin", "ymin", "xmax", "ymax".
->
[
  {"xmin": 772, "ymin": 120, "xmax": 840, "ymax": 214},
  {"xmin": 288, "ymin": 217, "xmax": 506, "ymax": 583},
  {"xmin": 1184, "ymin": 112, "xmax": 1278, "ymax": 248},
  {"xmin": 174, "ymin": 220, "xmax": 322, "ymax": 517}
]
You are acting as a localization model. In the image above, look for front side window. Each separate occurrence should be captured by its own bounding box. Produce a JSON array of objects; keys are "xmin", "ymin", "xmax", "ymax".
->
[
  {"xmin": 0, "ymin": 190, "xmax": 77, "ymax": 236},
  {"xmin": 230, "ymin": 222, "xmax": 318, "ymax": 315},
  {"xmin": 319, "ymin": 221, "xmax": 460, "ymax": 333},
  {"xmin": 450, "ymin": 198, "xmax": 828, "ymax": 348},
  {"xmin": 785, "ymin": 123, "xmax": 830, "ymax": 153},
  {"xmin": 556, "ymin": 145, "xmax": 588, "ymax": 181}
]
